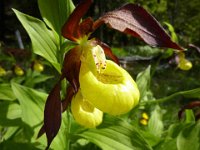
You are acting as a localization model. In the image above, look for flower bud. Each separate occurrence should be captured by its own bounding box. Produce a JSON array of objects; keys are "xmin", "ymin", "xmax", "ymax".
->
[
  {"xmin": 142, "ymin": 112, "xmax": 149, "ymax": 120},
  {"xmin": 14, "ymin": 65, "xmax": 24, "ymax": 76},
  {"xmin": 177, "ymin": 52, "xmax": 192, "ymax": 71},
  {"xmin": 71, "ymin": 90, "xmax": 103, "ymax": 128},
  {"xmin": 33, "ymin": 60, "xmax": 44, "ymax": 72},
  {"xmin": 140, "ymin": 118, "xmax": 148, "ymax": 126},
  {"xmin": 0, "ymin": 66, "xmax": 6, "ymax": 77},
  {"xmin": 178, "ymin": 58, "xmax": 192, "ymax": 70}
]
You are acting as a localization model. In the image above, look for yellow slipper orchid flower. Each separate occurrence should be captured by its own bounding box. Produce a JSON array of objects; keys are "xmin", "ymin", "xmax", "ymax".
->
[
  {"xmin": 178, "ymin": 58, "xmax": 192, "ymax": 71},
  {"xmin": 178, "ymin": 52, "xmax": 192, "ymax": 71},
  {"xmin": 79, "ymin": 45, "xmax": 140, "ymax": 115},
  {"xmin": 71, "ymin": 90, "xmax": 103, "ymax": 128}
]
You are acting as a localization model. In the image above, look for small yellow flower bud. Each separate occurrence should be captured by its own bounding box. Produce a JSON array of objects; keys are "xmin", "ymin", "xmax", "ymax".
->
[
  {"xmin": 140, "ymin": 119, "xmax": 148, "ymax": 126},
  {"xmin": 177, "ymin": 52, "xmax": 192, "ymax": 71},
  {"xmin": 0, "ymin": 66, "xmax": 6, "ymax": 77},
  {"xmin": 142, "ymin": 112, "xmax": 149, "ymax": 120},
  {"xmin": 14, "ymin": 65, "xmax": 24, "ymax": 76},
  {"xmin": 33, "ymin": 60, "xmax": 44, "ymax": 72},
  {"xmin": 178, "ymin": 58, "xmax": 192, "ymax": 71}
]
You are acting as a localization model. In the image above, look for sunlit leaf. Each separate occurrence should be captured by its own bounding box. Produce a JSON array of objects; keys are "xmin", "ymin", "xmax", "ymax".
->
[
  {"xmin": 2, "ymin": 127, "xmax": 20, "ymax": 140},
  {"xmin": 10, "ymin": 82, "xmax": 67, "ymax": 149},
  {"xmin": 13, "ymin": 9, "xmax": 60, "ymax": 72},
  {"xmin": 163, "ymin": 22, "xmax": 178, "ymax": 42},
  {"xmin": 79, "ymin": 116, "xmax": 152, "ymax": 150},
  {"xmin": 38, "ymin": 0, "xmax": 74, "ymax": 36},
  {"xmin": 11, "ymin": 82, "xmax": 47, "ymax": 128},
  {"xmin": 136, "ymin": 66, "xmax": 151, "ymax": 101},
  {"xmin": 185, "ymin": 109, "xmax": 195, "ymax": 123},
  {"xmin": 94, "ymin": 4, "xmax": 183, "ymax": 50},
  {"xmin": 0, "ymin": 84, "xmax": 16, "ymax": 101},
  {"xmin": 154, "ymin": 139, "xmax": 177, "ymax": 150},
  {"xmin": 145, "ymin": 88, "xmax": 200, "ymax": 105},
  {"xmin": 0, "ymin": 102, "xmax": 21, "ymax": 126},
  {"xmin": 0, "ymin": 141, "xmax": 41, "ymax": 150},
  {"xmin": 148, "ymin": 105, "xmax": 164, "ymax": 137},
  {"xmin": 177, "ymin": 123, "xmax": 200, "ymax": 150}
]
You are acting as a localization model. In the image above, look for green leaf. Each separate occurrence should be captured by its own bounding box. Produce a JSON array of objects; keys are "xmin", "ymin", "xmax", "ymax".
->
[
  {"xmin": 146, "ymin": 88, "xmax": 200, "ymax": 105},
  {"xmin": 148, "ymin": 105, "xmax": 164, "ymax": 137},
  {"xmin": 79, "ymin": 117, "xmax": 152, "ymax": 150},
  {"xmin": 185, "ymin": 109, "xmax": 195, "ymax": 123},
  {"xmin": 23, "ymin": 72, "xmax": 53, "ymax": 87},
  {"xmin": 2, "ymin": 127, "xmax": 20, "ymax": 140},
  {"xmin": 180, "ymin": 88, "xmax": 200, "ymax": 98},
  {"xmin": 0, "ymin": 102, "xmax": 22, "ymax": 126},
  {"xmin": 38, "ymin": 0, "xmax": 74, "ymax": 35},
  {"xmin": 139, "ymin": 131, "xmax": 160, "ymax": 147},
  {"xmin": 136, "ymin": 66, "xmax": 151, "ymax": 101},
  {"xmin": 163, "ymin": 22, "xmax": 178, "ymax": 42},
  {"xmin": 13, "ymin": 9, "xmax": 61, "ymax": 72},
  {"xmin": 0, "ymin": 141, "xmax": 41, "ymax": 150},
  {"xmin": 154, "ymin": 139, "xmax": 177, "ymax": 150},
  {"xmin": 177, "ymin": 123, "xmax": 200, "ymax": 150},
  {"xmin": 0, "ymin": 84, "xmax": 16, "ymax": 101},
  {"xmin": 11, "ymin": 82, "xmax": 68, "ymax": 150},
  {"xmin": 11, "ymin": 82, "xmax": 47, "ymax": 128},
  {"xmin": 167, "ymin": 123, "xmax": 186, "ymax": 139}
]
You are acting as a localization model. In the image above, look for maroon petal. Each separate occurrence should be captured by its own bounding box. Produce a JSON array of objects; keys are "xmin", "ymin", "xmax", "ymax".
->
[
  {"xmin": 44, "ymin": 81, "xmax": 62, "ymax": 150},
  {"xmin": 37, "ymin": 86, "xmax": 75, "ymax": 140},
  {"xmin": 77, "ymin": 17, "xmax": 94, "ymax": 38},
  {"xmin": 62, "ymin": 0, "xmax": 93, "ymax": 41},
  {"xmin": 93, "ymin": 4, "xmax": 183, "ymax": 50},
  {"xmin": 62, "ymin": 47, "xmax": 81, "ymax": 92},
  {"xmin": 37, "ymin": 125, "xmax": 45, "ymax": 139},
  {"xmin": 61, "ymin": 85, "xmax": 75, "ymax": 112}
]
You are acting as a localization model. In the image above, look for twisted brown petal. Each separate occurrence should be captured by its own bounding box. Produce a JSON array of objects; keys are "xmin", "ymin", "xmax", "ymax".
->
[
  {"xmin": 61, "ymin": 85, "xmax": 75, "ymax": 112},
  {"xmin": 62, "ymin": 0, "xmax": 93, "ymax": 41},
  {"xmin": 93, "ymin": 4, "xmax": 183, "ymax": 50},
  {"xmin": 44, "ymin": 81, "xmax": 62, "ymax": 150},
  {"xmin": 62, "ymin": 47, "xmax": 81, "ymax": 92}
]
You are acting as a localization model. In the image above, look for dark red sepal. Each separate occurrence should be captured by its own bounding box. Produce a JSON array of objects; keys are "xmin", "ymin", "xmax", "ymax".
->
[
  {"xmin": 93, "ymin": 4, "xmax": 183, "ymax": 50},
  {"xmin": 62, "ymin": 47, "xmax": 81, "ymax": 92},
  {"xmin": 43, "ymin": 81, "xmax": 62, "ymax": 150},
  {"xmin": 62, "ymin": 0, "xmax": 93, "ymax": 41},
  {"xmin": 61, "ymin": 85, "xmax": 75, "ymax": 112}
]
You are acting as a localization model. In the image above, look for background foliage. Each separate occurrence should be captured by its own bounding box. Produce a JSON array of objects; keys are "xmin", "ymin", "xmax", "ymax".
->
[{"xmin": 0, "ymin": 0, "xmax": 200, "ymax": 150}]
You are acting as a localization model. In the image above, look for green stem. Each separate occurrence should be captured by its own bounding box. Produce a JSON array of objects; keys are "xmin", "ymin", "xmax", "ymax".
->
[
  {"xmin": 66, "ymin": 108, "xmax": 71, "ymax": 150},
  {"xmin": 141, "ymin": 88, "xmax": 200, "ymax": 106}
]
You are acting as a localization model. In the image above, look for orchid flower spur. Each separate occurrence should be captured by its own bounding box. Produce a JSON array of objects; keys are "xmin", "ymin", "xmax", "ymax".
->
[{"xmin": 38, "ymin": 0, "xmax": 184, "ymax": 149}]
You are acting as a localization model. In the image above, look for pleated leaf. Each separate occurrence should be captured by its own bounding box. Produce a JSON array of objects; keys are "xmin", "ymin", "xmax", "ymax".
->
[
  {"xmin": 79, "ymin": 117, "xmax": 152, "ymax": 150},
  {"xmin": 13, "ymin": 9, "xmax": 60, "ymax": 72},
  {"xmin": 38, "ymin": 0, "xmax": 74, "ymax": 35}
]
